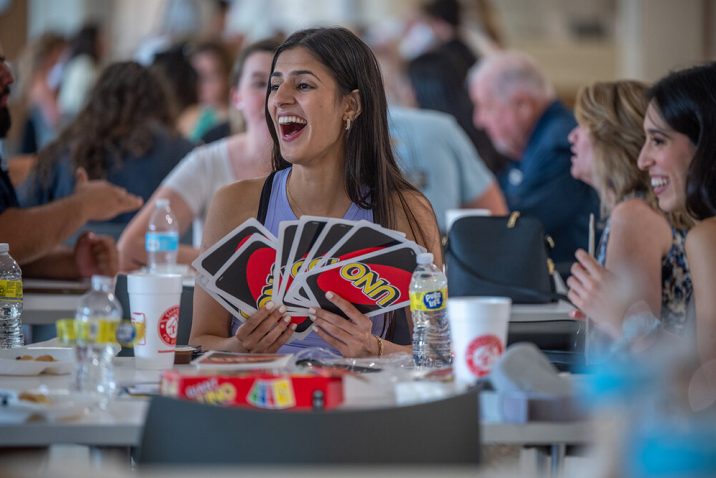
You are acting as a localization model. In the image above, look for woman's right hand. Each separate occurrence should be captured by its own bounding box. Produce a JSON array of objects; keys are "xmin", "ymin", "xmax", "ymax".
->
[{"xmin": 234, "ymin": 302, "xmax": 296, "ymax": 353}]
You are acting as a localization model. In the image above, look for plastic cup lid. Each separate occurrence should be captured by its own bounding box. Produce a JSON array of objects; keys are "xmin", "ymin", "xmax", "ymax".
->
[{"xmin": 127, "ymin": 272, "xmax": 183, "ymax": 294}]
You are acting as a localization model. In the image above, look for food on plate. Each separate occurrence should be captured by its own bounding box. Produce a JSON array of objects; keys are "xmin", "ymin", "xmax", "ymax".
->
[
  {"xmin": 18, "ymin": 391, "xmax": 51, "ymax": 404},
  {"xmin": 14, "ymin": 354, "xmax": 56, "ymax": 362},
  {"xmin": 34, "ymin": 355, "xmax": 56, "ymax": 362}
]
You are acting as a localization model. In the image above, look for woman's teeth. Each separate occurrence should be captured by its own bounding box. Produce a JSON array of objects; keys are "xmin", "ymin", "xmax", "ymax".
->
[
  {"xmin": 651, "ymin": 177, "xmax": 669, "ymax": 188},
  {"xmin": 278, "ymin": 115, "xmax": 307, "ymax": 125}
]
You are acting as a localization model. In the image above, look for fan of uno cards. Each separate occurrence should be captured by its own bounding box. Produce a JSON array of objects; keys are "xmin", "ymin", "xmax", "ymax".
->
[{"xmin": 193, "ymin": 217, "xmax": 424, "ymax": 341}]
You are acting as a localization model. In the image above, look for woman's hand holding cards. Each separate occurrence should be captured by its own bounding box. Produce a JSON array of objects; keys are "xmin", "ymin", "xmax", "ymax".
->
[
  {"xmin": 235, "ymin": 302, "xmax": 296, "ymax": 353},
  {"xmin": 310, "ymin": 291, "xmax": 379, "ymax": 358}
]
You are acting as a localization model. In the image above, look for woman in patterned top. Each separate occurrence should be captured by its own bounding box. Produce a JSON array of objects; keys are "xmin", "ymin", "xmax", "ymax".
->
[
  {"xmin": 639, "ymin": 63, "xmax": 716, "ymax": 362},
  {"xmin": 566, "ymin": 80, "xmax": 692, "ymax": 340}
]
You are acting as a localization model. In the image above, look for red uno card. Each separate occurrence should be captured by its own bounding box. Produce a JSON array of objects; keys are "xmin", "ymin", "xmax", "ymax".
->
[
  {"xmin": 212, "ymin": 235, "xmax": 277, "ymax": 314},
  {"xmin": 296, "ymin": 243, "xmax": 421, "ymax": 318}
]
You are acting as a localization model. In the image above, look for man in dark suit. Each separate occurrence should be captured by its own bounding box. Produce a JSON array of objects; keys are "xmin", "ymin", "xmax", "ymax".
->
[{"xmin": 469, "ymin": 51, "xmax": 599, "ymax": 266}]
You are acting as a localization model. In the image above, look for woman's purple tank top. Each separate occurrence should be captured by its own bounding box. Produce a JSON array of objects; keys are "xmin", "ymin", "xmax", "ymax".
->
[{"xmin": 231, "ymin": 167, "xmax": 386, "ymax": 354}]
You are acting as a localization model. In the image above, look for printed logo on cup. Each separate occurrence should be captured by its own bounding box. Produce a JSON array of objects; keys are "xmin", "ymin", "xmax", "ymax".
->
[
  {"xmin": 158, "ymin": 305, "xmax": 179, "ymax": 346},
  {"xmin": 465, "ymin": 335, "xmax": 504, "ymax": 377}
]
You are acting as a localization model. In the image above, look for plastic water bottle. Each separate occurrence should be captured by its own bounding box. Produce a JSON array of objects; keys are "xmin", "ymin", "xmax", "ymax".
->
[
  {"xmin": 410, "ymin": 252, "xmax": 452, "ymax": 368},
  {"xmin": 74, "ymin": 275, "xmax": 122, "ymax": 408},
  {"xmin": 146, "ymin": 198, "xmax": 179, "ymax": 273},
  {"xmin": 0, "ymin": 243, "xmax": 23, "ymax": 348}
]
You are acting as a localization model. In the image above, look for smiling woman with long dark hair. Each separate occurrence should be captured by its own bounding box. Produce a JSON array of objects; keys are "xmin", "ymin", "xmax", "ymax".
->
[{"xmin": 190, "ymin": 27, "xmax": 441, "ymax": 358}]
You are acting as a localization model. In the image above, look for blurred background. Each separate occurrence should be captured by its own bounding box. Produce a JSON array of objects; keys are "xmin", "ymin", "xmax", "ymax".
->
[{"xmin": 1, "ymin": 0, "xmax": 715, "ymax": 157}]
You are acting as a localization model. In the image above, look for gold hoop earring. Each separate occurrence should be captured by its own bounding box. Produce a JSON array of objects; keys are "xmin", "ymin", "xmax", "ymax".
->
[{"xmin": 344, "ymin": 118, "xmax": 352, "ymax": 131}]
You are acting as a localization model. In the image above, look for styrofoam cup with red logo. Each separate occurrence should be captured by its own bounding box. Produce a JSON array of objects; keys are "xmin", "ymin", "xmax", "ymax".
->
[
  {"xmin": 448, "ymin": 296, "xmax": 511, "ymax": 385},
  {"xmin": 127, "ymin": 273, "xmax": 183, "ymax": 370}
]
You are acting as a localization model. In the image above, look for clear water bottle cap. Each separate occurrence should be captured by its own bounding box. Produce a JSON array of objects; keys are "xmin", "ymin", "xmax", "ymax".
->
[
  {"xmin": 91, "ymin": 275, "xmax": 114, "ymax": 290},
  {"xmin": 416, "ymin": 252, "xmax": 434, "ymax": 265},
  {"xmin": 155, "ymin": 198, "xmax": 170, "ymax": 208},
  {"xmin": 0, "ymin": 243, "xmax": 8, "ymax": 253}
]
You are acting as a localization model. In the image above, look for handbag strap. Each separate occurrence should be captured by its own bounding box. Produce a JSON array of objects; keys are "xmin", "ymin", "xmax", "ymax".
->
[{"xmin": 445, "ymin": 239, "xmax": 568, "ymax": 303}]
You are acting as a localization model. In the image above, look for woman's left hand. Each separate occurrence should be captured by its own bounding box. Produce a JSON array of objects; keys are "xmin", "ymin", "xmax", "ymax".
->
[{"xmin": 310, "ymin": 291, "xmax": 379, "ymax": 358}]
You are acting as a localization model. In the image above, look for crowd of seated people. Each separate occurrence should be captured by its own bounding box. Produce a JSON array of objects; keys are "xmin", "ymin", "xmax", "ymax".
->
[{"xmin": 0, "ymin": 3, "xmax": 714, "ymax": 369}]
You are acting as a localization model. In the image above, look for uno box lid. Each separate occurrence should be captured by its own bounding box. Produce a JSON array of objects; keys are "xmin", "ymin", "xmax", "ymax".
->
[{"xmin": 160, "ymin": 369, "xmax": 344, "ymax": 410}]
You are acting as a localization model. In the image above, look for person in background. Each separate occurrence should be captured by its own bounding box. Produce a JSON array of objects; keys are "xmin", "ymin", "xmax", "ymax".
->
[
  {"xmin": 190, "ymin": 27, "xmax": 441, "ymax": 357},
  {"xmin": 389, "ymin": 105, "xmax": 507, "ymax": 232},
  {"xmin": 188, "ymin": 40, "xmax": 232, "ymax": 142},
  {"xmin": 419, "ymin": 0, "xmax": 476, "ymax": 80},
  {"xmin": 18, "ymin": 61, "xmax": 193, "ymax": 234},
  {"xmin": 569, "ymin": 63, "xmax": 716, "ymax": 363},
  {"xmin": 407, "ymin": 50, "xmax": 508, "ymax": 174},
  {"xmin": 150, "ymin": 45, "xmax": 201, "ymax": 141},
  {"xmin": 566, "ymin": 81, "xmax": 692, "ymax": 340},
  {"xmin": 17, "ymin": 32, "xmax": 67, "ymax": 154},
  {"xmin": 58, "ymin": 22, "xmax": 104, "ymax": 120},
  {"xmin": 0, "ymin": 42, "xmax": 142, "ymax": 279},
  {"xmin": 469, "ymin": 51, "xmax": 599, "ymax": 267},
  {"xmin": 118, "ymin": 39, "xmax": 279, "ymax": 271}
]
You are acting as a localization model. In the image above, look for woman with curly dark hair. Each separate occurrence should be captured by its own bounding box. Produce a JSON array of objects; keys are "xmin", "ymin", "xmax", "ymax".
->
[{"xmin": 18, "ymin": 61, "xmax": 194, "ymax": 229}]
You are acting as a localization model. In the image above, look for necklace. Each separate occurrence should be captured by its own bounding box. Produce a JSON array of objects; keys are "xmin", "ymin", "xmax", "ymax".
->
[{"xmin": 286, "ymin": 172, "xmax": 307, "ymax": 217}]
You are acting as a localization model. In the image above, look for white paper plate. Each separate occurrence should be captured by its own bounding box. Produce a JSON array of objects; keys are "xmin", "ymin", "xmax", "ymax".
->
[
  {"xmin": 0, "ymin": 347, "xmax": 74, "ymax": 376},
  {"xmin": 0, "ymin": 388, "xmax": 99, "ymax": 423}
]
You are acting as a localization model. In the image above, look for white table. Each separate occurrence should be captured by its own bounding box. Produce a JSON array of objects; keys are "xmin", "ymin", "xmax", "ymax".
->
[
  {"xmin": 0, "ymin": 357, "xmax": 592, "ymax": 446},
  {"xmin": 21, "ymin": 276, "xmax": 574, "ymax": 326}
]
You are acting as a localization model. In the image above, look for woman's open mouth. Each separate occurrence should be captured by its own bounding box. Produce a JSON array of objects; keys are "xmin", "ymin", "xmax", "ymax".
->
[
  {"xmin": 651, "ymin": 175, "xmax": 670, "ymax": 196},
  {"xmin": 278, "ymin": 115, "xmax": 307, "ymax": 142}
]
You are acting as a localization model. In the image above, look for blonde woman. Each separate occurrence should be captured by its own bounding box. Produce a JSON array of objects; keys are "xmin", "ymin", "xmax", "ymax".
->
[{"xmin": 566, "ymin": 81, "xmax": 692, "ymax": 339}]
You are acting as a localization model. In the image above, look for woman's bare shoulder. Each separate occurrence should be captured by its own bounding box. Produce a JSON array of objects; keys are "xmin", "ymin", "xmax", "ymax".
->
[
  {"xmin": 686, "ymin": 218, "xmax": 716, "ymax": 255},
  {"xmin": 391, "ymin": 189, "xmax": 441, "ymax": 262},
  {"xmin": 202, "ymin": 176, "xmax": 269, "ymax": 248},
  {"xmin": 610, "ymin": 198, "xmax": 672, "ymax": 247}
]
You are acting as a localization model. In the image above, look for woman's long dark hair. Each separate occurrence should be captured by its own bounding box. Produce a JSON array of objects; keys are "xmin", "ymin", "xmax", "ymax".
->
[
  {"xmin": 36, "ymin": 61, "xmax": 174, "ymax": 183},
  {"xmin": 265, "ymin": 27, "xmax": 432, "ymax": 247},
  {"xmin": 648, "ymin": 62, "xmax": 716, "ymax": 220}
]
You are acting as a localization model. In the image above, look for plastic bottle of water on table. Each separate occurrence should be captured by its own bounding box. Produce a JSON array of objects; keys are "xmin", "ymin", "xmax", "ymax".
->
[
  {"xmin": 410, "ymin": 252, "xmax": 452, "ymax": 368},
  {"xmin": 146, "ymin": 198, "xmax": 179, "ymax": 273},
  {"xmin": 0, "ymin": 243, "xmax": 23, "ymax": 348},
  {"xmin": 74, "ymin": 275, "xmax": 122, "ymax": 408}
]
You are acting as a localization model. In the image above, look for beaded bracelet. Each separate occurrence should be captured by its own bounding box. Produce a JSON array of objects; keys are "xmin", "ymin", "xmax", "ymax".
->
[{"xmin": 374, "ymin": 335, "xmax": 384, "ymax": 357}]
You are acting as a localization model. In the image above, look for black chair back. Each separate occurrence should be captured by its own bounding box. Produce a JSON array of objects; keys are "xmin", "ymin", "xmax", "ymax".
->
[{"xmin": 138, "ymin": 391, "xmax": 481, "ymax": 465}]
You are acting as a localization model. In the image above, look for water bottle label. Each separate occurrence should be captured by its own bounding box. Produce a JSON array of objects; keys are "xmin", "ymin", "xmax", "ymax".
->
[
  {"xmin": 410, "ymin": 289, "xmax": 447, "ymax": 311},
  {"xmin": 145, "ymin": 232, "xmax": 179, "ymax": 252},
  {"xmin": 0, "ymin": 279, "xmax": 22, "ymax": 301},
  {"xmin": 58, "ymin": 318, "xmax": 145, "ymax": 347}
]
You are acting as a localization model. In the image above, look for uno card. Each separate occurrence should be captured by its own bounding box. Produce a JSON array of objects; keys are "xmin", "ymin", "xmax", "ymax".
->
[
  {"xmin": 192, "ymin": 218, "xmax": 276, "ymax": 278},
  {"xmin": 271, "ymin": 221, "xmax": 299, "ymax": 303},
  {"xmin": 283, "ymin": 219, "xmax": 355, "ymax": 306},
  {"xmin": 296, "ymin": 243, "xmax": 421, "ymax": 318},
  {"xmin": 196, "ymin": 273, "xmax": 254, "ymax": 319},
  {"xmin": 318, "ymin": 221, "xmax": 406, "ymax": 268},
  {"xmin": 212, "ymin": 234, "xmax": 277, "ymax": 314},
  {"xmin": 285, "ymin": 221, "xmax": 407, "ymax": 306},
  {"xmin": 278, "ymin": 217, "xmax": 329, "ymax": 305}
]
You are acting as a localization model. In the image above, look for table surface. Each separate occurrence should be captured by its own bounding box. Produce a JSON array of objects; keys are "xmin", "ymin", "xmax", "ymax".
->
[
  {"xmin": 0, "ymin": 355, "xmax": 592, "ymax": 448},
  {"xmin": 22, "ymin": 279, "xmax": 575, "ymax": 325}
]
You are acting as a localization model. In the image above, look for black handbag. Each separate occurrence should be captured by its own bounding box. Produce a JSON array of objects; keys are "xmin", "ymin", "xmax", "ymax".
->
[{"xmin": 445, "ymin": 212, "xmax": 566, "ymax": 304}]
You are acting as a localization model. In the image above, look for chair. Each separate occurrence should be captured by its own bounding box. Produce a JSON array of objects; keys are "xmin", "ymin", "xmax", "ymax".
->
[
  {"xmin": 137, "ymin": 391, "xmax": 481, "ymax": 465},
  {"xmin": 114, "ymin": 274, "xmax": 194, "ymax": 354}
]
